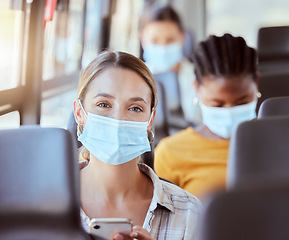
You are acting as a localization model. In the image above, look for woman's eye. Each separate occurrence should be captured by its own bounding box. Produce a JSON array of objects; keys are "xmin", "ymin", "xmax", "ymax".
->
[
  {"xmin": 236, "ymin": 101, "xmax": 249, "ymax": 106},
  {"xmin": 210, "ymin": 102, "xmax": 223, "ymax": 108},
  {"xmin": 129, "ymin": 107, "xmax": 143, "ymax": 112},
  {"xmin": 97, "ymin": 102, "xmax": 111, "ymax": 108},
  {"xmin": 215, "ymin": 104, "xmax": 224, "ymax": 108},
  {"xmin": 166, "ymin": 38, "xmax": 175, "ymax": 44}
]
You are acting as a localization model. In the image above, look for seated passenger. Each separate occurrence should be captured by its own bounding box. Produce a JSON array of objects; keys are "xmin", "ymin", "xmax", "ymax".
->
[
  {"xmin": 73, "ymin": 50, "xmax": 202, "ymax": 240},
  {"xmin": 154, "ymin": 33, "xmax": 259, "ymax": 201},
  {"xmin": 139, "ymin": 4, "xmax": 201, "ymax": 125}
]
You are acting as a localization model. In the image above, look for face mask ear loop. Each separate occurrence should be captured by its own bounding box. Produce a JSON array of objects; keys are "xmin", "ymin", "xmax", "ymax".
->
[
  {"xmin": 147, "ymin": 107, "xmax": 155, "ymax": 127},
  {"xmin": 77, "ymin": 99, "xmax": 88, "ymax": 138},
  {"xmin": 78, "ymin": 99, "xmax": 88, "ymax": 117}
]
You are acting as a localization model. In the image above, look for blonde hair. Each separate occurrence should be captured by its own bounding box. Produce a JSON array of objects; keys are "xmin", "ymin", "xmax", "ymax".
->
[{"xmin": 78, "ymin": 50, "xmax": 158, "ymax": 161}]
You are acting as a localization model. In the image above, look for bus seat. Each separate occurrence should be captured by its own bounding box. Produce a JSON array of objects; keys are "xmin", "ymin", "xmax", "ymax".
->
[
  {"xmin": 67, "ymin": 111, "xmax": 83, "ymax": 149},
  {"xmin": 258, "ymin": 96, "xmax": 289, "ymax": 118},
  {"xmin": 200, "ymin": 182, "xmax": 289, "ymax": 240},
  {"xmin": 183, "ymin": 30, "xmax": 195, "ymax": 63},
  {"xmin": 257, "ymin": 26, "xmax": 289, "ymax": 74},
  {"xmin": 256, "ymin": 72, "xmax": 289, "ymax": 112},
  {"xmin": 153, "ymin": 72, "xmax": 188, "ymax": 134},
  {"xmin": 0, "ymin": 126, "xmax": 90, "ymax": 240},
  {"xmin": 227, "ymin": 116, "xmax": 289, "ymax": 189},
  {"xmin": 153, "ymin": 81, "xmax": 170, "ymax": 146}
]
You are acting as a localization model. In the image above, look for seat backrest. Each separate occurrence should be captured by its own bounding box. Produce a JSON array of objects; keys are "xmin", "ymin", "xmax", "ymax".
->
[
  {"xmin": 200, "ymin": 183, "xmax": 289, "ymax": 240},
  {"xmin": 258, "ymin": 96, "xmax": 289, "ymax": 118},
  {"xmin": 183, "ymin": 30, "xmax": 195, "ymax": 63},
  {"xmin": 153, "ymin": 71, "xmax": 182, "ymax": 114},
  {"xmin": 153, "ymin": 71, "xmax": 188, "ymax": 133},
  {"xmin": 0, "ymin": 126, "xmax": 90, "ymax": 240},
  {"xmin": 227, "ymin": 116, "xmax": 289, "ymax": 189},
  {"xmin": 256, "ymin": 72, "xmax": 289, "ymax": 112},
  {"xmin": 67, "ymin": 111, "xmax": 82, "ymax": 149},
  {"xmin": 257, "ymin": 26, "xmax": 289, "ymax": 74},
  {"xmin": 258, "ymin": 26, "xmax": 289, "ymax": 61},
  {"xmin": 153, "ymin": 81, "xmax": 170, "ymax": 145}
]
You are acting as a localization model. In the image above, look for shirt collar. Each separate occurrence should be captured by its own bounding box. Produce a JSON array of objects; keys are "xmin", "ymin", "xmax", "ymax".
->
[{"xmin": 138, "ymin": 163, "xmax": 175, "ymax": 213}]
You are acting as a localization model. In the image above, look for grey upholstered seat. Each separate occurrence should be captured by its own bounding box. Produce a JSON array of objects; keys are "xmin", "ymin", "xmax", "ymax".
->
[
  {"xmin": 0, "ymin": 126, "xmax": 91, "ymax": 240},
  {"xmin": 256, "ymin": 72, "xmax": 289, "ymax": 112},
  {"xmin": 153, "ymin": 81, "xmax": 170, "ymax": 146},
  {"xmin": 258, "ymin": 96, "xmax": 289, "ymax": 118},
  {"xmin": 257, "ymin": 26, "xmax": 289, "ymax": 75},
  {"xmin": 200, "ymin": 182, "xmax": 289, "ymax": 240},
  {"xmin": 153, "ymin": 72, "xmax": 188, "ymax": 134},
  {"xmin": 227, "ymin": 116, "xmax": 289, "ymax": 189}
]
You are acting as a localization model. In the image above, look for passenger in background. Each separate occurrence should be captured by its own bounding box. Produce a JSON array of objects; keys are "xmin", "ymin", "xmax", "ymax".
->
[
  {"xmin": 74, "ymin": 50, "xmax": 202, "ymax": 240},
  {"xmin": 155, "ymin": 33, "xmax": 259, "ymax": 201},
  {"xmin": 139, "ymin": 4, "xmax": 202, "ymax": 125}
]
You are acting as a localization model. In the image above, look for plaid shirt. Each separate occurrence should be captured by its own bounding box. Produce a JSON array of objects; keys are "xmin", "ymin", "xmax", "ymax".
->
[{"xmin": 80, "ymin": 163, "xmax": 203, "ymax": 240}]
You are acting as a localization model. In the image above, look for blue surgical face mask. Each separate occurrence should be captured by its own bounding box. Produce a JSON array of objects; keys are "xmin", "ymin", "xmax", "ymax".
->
[
  {"xmin": 77, "ymin": 100, "xmax": 151, "ymax": 165},
  {"xmin": 200, "ymin": 100, "xmax": 257, "ymax": 139},
  {"xmin": 143, "ymin": 42, "xmax": 183, "ymax": 74}
]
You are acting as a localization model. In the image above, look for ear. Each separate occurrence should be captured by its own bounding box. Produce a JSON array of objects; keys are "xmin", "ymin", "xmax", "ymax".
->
[
  {"xmin": 193, "ymin": 79, "xmax": 199, "ymax": 92},
  {"xmin": 147, "ymin": 108, "xmax": 156, "ymax": 130},
  {"xmin": 193, "ymin": 79, "xmax": 202, "ymax": 100},
  {"xmin": 73, "ymin": 99, "xmax": 86, "ymax": 125}
]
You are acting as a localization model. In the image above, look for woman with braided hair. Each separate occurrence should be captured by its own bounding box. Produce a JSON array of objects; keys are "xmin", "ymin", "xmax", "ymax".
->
[{"xmin": 155, "ymin": 33, "xmax": 259, "ymax": 201}]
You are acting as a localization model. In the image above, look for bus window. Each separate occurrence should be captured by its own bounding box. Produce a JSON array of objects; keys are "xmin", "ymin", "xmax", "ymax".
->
[
  {"xmin": 41, "ymin": 0, "xmax": 86, "ymax": 128},
  {"xmin": 81, "ymin": 0, "xmax": 103, "ymax": 68},
  {"xmin": 41, "ymin": 89, "xmax": 76, "ymax": 128},
  {"xmin": 207, "ymin": 0, "xmax": 289, "ymax": 47},
  {"xmin": 109, "ymin": 0, "xmax": 145, "ymax": 56},
  {"xmin": 42, "ymin": 0, "xmax": 85, "ymax": 81},
  {"xmin": 0, "ymin": 1, "xmax": 24, "ymax": 91}
]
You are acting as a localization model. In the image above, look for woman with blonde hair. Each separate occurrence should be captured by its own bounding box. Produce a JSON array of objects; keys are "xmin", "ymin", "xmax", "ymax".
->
[{"xmin": 74, "ymin": 50, "xmax": 202, "ymax": 240}]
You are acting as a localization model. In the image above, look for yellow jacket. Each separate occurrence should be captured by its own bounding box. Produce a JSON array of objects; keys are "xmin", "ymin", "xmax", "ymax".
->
[{"xmin": 155, "ymin": 127, "xmax": 229, "ymax": 200}]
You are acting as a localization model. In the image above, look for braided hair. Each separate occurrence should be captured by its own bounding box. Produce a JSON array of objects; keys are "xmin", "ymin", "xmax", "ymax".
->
[{"xmin": 193, "ymin": 33, "xmax": 257, "ymax": 84}]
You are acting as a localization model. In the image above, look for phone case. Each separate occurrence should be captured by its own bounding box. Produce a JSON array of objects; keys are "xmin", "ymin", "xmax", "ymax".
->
[{"xmin": 89, "ymin": 218, "xmax": 133, "ymax": 240}]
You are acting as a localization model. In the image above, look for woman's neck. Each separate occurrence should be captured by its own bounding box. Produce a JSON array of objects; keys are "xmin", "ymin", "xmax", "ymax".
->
[{"xmin": 80, "ymin": 157, "xmax": 152, "ymax": 204}]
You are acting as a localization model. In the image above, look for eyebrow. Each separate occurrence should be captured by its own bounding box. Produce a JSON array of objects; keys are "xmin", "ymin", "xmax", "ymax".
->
[
  {"xmin": 93, "ymin": 94, "xmax": 147, "ymax": 105},
  {"xmin": 210, "ymin": 94, "xmax": 250, "ymax": 103},
  {"xmin": 129, "ymin": 97, "xmax": 147, "ymax": 105},
  {"xmin": 236, "ymin": 94, "xmax": 249, "ymax": 101},
  {"xmin": 93, "ymin": 93, "xmax": 115, "ymax": 99}
]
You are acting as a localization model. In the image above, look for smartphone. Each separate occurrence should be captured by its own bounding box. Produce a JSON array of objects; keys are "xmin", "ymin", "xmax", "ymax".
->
[{"xmin": 89, "ymin": 218, "xmax": 133, "ymax": 240}]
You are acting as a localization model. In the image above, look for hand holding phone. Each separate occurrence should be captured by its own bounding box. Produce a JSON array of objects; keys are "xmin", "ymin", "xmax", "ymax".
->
[{"xmin": 89, "ymin": 218, "xmax": 133, "ymax": 240}]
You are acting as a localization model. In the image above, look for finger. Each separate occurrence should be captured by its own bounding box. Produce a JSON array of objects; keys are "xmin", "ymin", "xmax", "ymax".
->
[
  {"xmin": 130, "ymin": 226, "xmax": 153, "ymax": 240},
  {"xmin": 112, "ymin": 233, "xmax": 133, "ymax": 240}
]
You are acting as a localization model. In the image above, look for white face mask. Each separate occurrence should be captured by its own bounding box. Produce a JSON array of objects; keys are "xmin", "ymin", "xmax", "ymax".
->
[
  {"xmin": 200, "ymin": 101, "xmax": 257, "ymax": 139},
  {"xmin": 143, "ymin": 42, "xmax": 183, "ymax": 74},
  {"xmin": 77, "ymin": 100, "xmax": 151, "ymax": 165}
]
